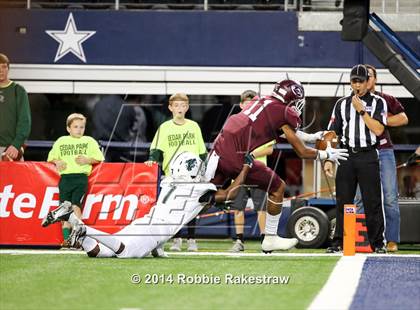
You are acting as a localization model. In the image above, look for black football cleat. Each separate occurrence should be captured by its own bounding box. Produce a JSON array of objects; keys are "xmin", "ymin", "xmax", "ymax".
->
[
  {"xmin": 326, "ymin": 245, "xmax": 343, "ymax": 253},
  {"xmin": 68, "ymin": 224, "xmax": 86, "ymax": 248},
  {"xmin": 374, "ymin": 246, "xmax": 387, "ymax": 254}
]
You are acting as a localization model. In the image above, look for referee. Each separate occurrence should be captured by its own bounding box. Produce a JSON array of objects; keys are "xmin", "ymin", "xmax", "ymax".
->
[{"xmin": 324, "ymin": 64, "xmax": 387, "ymax": 253}]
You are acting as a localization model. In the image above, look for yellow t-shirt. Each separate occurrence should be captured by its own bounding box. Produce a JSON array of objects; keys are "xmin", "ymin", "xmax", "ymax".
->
[
  {"xmin": 150, "ymin": 119, "xmax": 207, "ymax": 175},
  {"xmin": 254, "ymin": 140, "xmax": 275, "ymax": 165},
  {"xmin": 47, "ymin": 135, "xmax": 104, "ymax": 175}
]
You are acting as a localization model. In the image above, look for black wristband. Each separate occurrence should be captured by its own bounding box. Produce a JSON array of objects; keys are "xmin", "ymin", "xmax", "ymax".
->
[{"xmin": 359, "ymin": 110, "xmax": 366, "ymax": 116}]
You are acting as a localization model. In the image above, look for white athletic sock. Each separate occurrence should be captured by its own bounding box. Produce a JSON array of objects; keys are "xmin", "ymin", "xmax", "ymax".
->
[
  {"xmin": 81, "ymin": 236, "xmax": 98, "ymax": 253},
  {"xmin": 96, "ymin": 243, "xmax": 117, "ymax": 258},
  {"xmin": 265, "ymin": 213, "xmax": 281, "ymax": 235},
  {"xmin": 85, "ymin": 226, "xmax": 123, "ymax": 253},
  {"xmin": 68, "ymin": 213, "xmax": 83, "ymax": 227}
]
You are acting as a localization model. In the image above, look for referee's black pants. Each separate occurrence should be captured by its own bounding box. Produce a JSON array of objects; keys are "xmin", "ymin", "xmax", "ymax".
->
[{"xmin": 333, "ymin": 149, "xmax": 385, "ymax": 249}]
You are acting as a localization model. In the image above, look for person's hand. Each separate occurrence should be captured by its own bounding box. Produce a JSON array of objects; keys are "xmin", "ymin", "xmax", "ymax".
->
[
  {"xmin": 351, "ymin": 95, "xmax": 364, "ymax": 113},
  {"xmin": 406, "ymin": 147, "xmax": 420, "ymax": 166},
  {"xmin": 244, "ymin": 152, "xmax": 255, "ymax": 168},
  {"xmin": 323, "ymin": 160, "xmax": 335, "ymax": 178},
  {"xmin": 318, "ymin": 142, "xmax": 349, "ymax": 164},
  {"xmin": 75, "ymin": 155, "xmax": 90, "ymax": 165},
  {"xmin": 317, "ymin": 141, "xmax": 348, "ymax": 164},
  {"xmin": 325, "ymin": 143, "xmax": 349, "ymax": 164},
  {"xmin": 145, "ymin": 160, "xmax": 156, "ymax": 167},
  {"xmin": 4, "ymin": 145, "xmax": 18, "ymax": 160},
  {"xmin": 312, "ymin": 131, "xmax": 325, "ymax": 141},
  {"xmin": 55, "ymin": 160, "xmax": 67, "ymax": 171}
]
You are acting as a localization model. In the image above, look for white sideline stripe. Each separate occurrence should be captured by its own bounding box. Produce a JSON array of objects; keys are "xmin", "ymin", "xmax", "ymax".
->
[
  {"xmin": 0, "ymin": 250, "xmax": 85, "ymax": 255},
  {"xmin": 1, "ymin": 249, "xmax": 419, "ymax": 258},
  {"xmin": 171, "ymin": 252, "xmax": 420, "ymax": 257},
  {"xmin": 0, "ymin": 249, "xmax": 338, "ymax": 257},
  {"xmin": 308, "ymin": 255, "xmax": 367, "ymax": 310},
  {"xmin": 169, "ymin": 252, "xmax": 340, "ymax": 257}
]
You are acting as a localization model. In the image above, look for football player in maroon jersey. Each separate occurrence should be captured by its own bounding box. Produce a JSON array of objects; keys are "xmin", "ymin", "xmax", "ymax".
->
[{"xmin": 206, "ymin": 80, "xmax": 349, "ymax": 252}]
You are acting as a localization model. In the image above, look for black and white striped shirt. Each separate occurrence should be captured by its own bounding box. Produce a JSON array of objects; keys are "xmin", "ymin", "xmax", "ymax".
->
[{"xmin": 327, "ymin": 92, "xmax": 388, "ymax": 148}]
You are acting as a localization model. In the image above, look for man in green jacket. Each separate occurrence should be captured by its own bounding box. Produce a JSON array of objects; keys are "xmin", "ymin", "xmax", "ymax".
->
[{"xmin": 0, "ymin": 53, "xmax": 31, "ymax": 161}]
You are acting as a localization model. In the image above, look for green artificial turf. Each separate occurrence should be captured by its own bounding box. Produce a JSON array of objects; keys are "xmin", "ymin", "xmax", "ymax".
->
[
  {"xmin": 0, "ymin": 250, "xmax": 338, "ymax": 310},
  {"xmin": 2, "ymin": 240, "xmax": 418, "ymax": 310}
]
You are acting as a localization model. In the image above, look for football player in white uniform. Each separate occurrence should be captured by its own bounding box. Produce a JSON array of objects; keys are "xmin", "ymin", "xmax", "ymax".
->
[{"xmin": 42, "ymin": 151, "xmax": 255, "ymax": 258}]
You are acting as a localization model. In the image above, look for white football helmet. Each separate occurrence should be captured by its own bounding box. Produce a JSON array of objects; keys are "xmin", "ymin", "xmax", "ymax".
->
[{"xmin": 169, "ymin": 152, "xmax": 206, "ymax": 182}]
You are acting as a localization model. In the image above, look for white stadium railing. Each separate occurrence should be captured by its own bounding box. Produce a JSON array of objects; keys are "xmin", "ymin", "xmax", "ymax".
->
[
  {"xmin": 10, "ymin": 64, "xmax": 416, "ymax": 97},
  {"xmin": 16, "ymin": 0, "xmax": 418, "ymax": 13}
]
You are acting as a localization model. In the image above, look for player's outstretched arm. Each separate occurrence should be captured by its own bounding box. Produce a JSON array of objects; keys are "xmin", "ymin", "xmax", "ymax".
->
[
  {"xmin": 282, "ymin": 124, "xmax": 319, "ymax": 159},
  {"xmin": 283, "ymin": 125, "xmax": 348, "ymax": 163},
  {"xmin": 214, "ymin": 154, "xmax": 253, "ymax": 203},
  {"xmin": 295, "ymin": 130, "xmax": 324, "ymax": 143}
]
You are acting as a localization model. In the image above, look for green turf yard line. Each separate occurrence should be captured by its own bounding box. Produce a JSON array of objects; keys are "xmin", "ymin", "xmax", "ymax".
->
[{"xmin": 0, "ymin": 254, "xmax": 338, "ymax": 310}]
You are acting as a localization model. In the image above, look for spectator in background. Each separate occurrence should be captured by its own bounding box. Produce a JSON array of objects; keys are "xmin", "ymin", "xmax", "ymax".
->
[
  {"xmin": 401, "ymin": 146, "xmax": 420, "ymax": 198},
  {"xmin": 93, "ymin": 95, "xmax": 135, "ymax": 142},
  {"xmin": 145, "ymin": 93, "xmax": 207, "ymax": 252},
  {"xmin": 93, "ymin": 95, "xmax": 151, "ymax": 162},
  {"xmin": 28, "ymin": 94, "xmax": 50, "ymax": 140},
  {"xmin": 230, "ymin": 90, "xmax": 273, "ymax": 252},
  {"xmin": 0, "ymin": 53, "xmax": 31, "ymax": 161},
  {"xmin": 127, "ymin": 95, "xmax": 148, "ymax": 143},
  {"xmin": 45, "ymin": 113, "xmax": 104, "ymax": 247},
  {"xmin": 354, "ymin": 64, "xmax": 408, "ymax": 252}
]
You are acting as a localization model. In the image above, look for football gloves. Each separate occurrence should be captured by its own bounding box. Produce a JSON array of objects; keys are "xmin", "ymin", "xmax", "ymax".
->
[
  {"xmin": 244, "ymin": 152, "xmax": 255, "ymax": 168},
  {"xmin": 318, "ymin": 142, "xmax": 349, "ymax": 165}
]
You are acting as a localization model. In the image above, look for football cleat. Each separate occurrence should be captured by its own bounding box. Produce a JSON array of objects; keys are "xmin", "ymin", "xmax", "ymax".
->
[
  {"xmin": 374, "ymin": 246, "xmax": 387, "ymax": 254},
  {"xmin": 326, "ymin": 245, "xmax": 343, "ymax": 253},
  {"xmin": 187, "ymin": 239, "xmax": 198, "ymax": 252},
  {"xmin": 169, "ymin": 238, "xmax": 182, "ymax": 251},
  {"xmin": 59, "ymin": 239, "xmax": 71, "ymax": 250},
  {"xmin": 151, "ymin": 245, "xmax": 168, "ymax": 258},
  {"xmin": 230, "ymin": 239, "xmax": 245, "ymax": 253},
  {"xmin": 68, "ymin": 224, "xmax": 86, "ymax": 248},
  {"xmin": 261, "ymin": 235, "xmax": 299, "ymax": 252},
  {"xmin": 41, "ymin": 201, "xmax": 73, "ymax": 227}
]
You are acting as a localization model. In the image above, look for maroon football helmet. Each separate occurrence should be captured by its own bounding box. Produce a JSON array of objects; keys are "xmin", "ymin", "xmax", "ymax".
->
[{"xmin": 271, "ymin": 79, "xmax": 305, "ymax": 115}]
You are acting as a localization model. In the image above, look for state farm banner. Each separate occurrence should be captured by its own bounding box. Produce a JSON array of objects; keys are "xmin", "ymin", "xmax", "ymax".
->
[{"xmin": 0, "ymin": 162, "xmax": 158, "ymax": 246}]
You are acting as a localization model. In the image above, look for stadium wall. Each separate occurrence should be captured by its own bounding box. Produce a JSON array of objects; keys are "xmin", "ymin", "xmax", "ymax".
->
[
  {"xmin": 1, "ymin": 9, "xmax": 418, "ymax": 96},
  {"xmin": 1, "ymin": 9, "xmax": 418, "ymax": 67}
]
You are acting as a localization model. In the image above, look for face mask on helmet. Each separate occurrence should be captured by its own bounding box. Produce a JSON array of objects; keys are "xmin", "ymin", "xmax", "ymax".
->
[
  {"xmin": 271, "ymin": 80, "xmax": 306, "ymax": 116},
  {"xmin": 290, "ymin": 98, "xmax": 306, "ymax": 116},
  {"xmin": 169, "ymin": 152, "xmax": 206, "ymax": 182}
]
